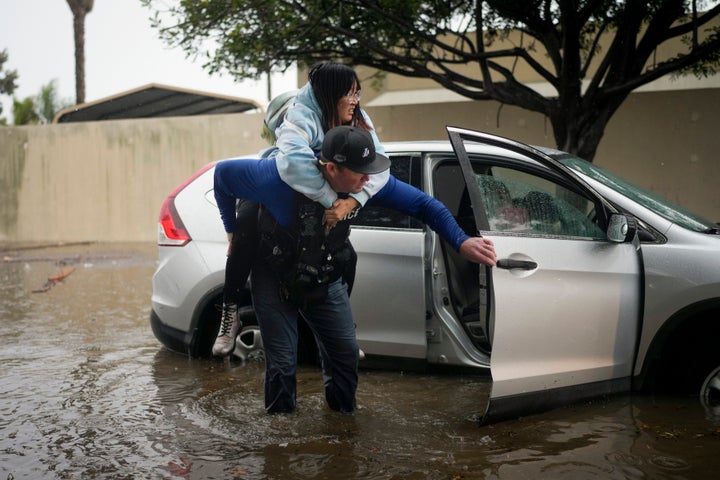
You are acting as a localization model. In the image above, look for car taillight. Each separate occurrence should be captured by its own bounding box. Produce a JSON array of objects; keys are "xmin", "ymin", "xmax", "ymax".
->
[
  {"xmin": 158, "ymin": 198, "xmax": 190, "ymax": 246},
  {"xmin": 157, "ymin": 162, "xmax": 215, "ymax": 247}
]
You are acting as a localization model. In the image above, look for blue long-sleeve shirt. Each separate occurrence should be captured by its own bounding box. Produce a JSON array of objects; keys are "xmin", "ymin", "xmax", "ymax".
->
[{"xmin": 213, "ymin": 158, "xmax": 470, "ymax": 251}]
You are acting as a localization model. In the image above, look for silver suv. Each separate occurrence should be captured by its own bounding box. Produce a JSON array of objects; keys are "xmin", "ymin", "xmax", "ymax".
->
[{"xmin": 151, "ymin": 126, "xmax": 720, "ymax": 423}]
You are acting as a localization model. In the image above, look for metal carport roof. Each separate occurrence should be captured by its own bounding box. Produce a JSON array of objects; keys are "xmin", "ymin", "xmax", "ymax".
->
[{"xmin": 54, "ymin": 83, "xmax": 262, "ymax": 123}]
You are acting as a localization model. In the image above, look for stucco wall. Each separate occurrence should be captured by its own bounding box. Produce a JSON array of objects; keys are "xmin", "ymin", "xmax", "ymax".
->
[
  {"xmin": 0, "ymin": 87, "xmax": 718, "ymax": 244},
  {"xmin": 0, "ymin": 113, "xmax": 267, "ymax": 243},
  {"xmin": 366, "ymin": 88, "xmax": 720, "ymax": 222}
]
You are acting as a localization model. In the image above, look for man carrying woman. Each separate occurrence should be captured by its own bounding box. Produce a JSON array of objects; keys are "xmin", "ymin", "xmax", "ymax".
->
[{"xmin": 213, "ymin": 61, "xmax": 388, "ymax": 357}]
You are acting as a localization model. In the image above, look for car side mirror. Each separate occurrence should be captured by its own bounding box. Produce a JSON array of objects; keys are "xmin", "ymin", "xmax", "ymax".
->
[{"xmin": 607, "ymin": 213, "xmax": 637, "ymax": 243}]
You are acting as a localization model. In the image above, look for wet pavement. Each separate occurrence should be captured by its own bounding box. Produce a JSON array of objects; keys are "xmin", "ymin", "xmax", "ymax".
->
[{"xmin": 1, "ymin": 242, "xmax": 719, "ymax": 479}]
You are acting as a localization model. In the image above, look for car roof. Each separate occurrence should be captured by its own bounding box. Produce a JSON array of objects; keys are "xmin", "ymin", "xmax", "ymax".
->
[
  {"xmin": 381, "ymin": 140, "xmax": 450, "ymax": 152},
  {"xmin": 381, "ymin": 140, "xmax": 568, "ymax": 161}
]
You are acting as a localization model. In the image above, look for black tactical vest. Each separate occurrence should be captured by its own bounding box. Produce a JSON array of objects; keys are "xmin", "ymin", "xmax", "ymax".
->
[{"xmin": 257, "ymin": 193, "xmax": 356, "ymax": 307}]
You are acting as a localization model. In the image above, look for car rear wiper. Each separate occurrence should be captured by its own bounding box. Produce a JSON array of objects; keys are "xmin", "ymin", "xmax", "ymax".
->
[{"xmin": 703, "ymin": 226, "xmax": 720, "ymax": 234}]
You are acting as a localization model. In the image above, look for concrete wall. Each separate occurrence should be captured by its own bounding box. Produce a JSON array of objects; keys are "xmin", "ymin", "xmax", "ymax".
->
[
  {"xmin": 0, "ymin": 87, "xmax": 718, "ymax": 244},
  {"xmin": 0, "ymin": 113, "xmax": 268, "ymax": 243}
]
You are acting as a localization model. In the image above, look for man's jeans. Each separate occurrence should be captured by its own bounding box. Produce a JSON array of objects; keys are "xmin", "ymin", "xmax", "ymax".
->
[{"xmin": 251, "ymin": 262, "xmax": 359, "ymax": 413}]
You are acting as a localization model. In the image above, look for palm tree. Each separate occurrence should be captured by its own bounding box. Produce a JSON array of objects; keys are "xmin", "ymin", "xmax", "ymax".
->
[
  {"xmin": 37, "ymin": 79, "xmax": 72, "ymax": 123},
  {"xmin": 66, "ymin": 0, "xmax": 94, "ymax": 104}
]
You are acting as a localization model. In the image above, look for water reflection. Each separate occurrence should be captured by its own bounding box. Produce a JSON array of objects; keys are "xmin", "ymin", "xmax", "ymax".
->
[
  {"xmin": 148, "ymin": 348, "xmax": 493, "ymax": 479},
  {"xmin": 1, "ymin": 243, "xmax": 719, "ymax": 479}
]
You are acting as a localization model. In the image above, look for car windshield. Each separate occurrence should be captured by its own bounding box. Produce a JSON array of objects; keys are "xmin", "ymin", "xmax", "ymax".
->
[{"xmin": 559, "ymin": 156, "xmax": 719, "ymax": 233}]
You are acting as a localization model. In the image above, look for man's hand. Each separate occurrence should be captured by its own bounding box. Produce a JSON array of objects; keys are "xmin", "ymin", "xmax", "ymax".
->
[
  {"xmin": 459, "ymin": 237, "xmax": 497, "ymax": 267},
  {"xmin": 323, "ymin": 197, "xmax": 360, "ymax": 227},
  {"xmin": 226, "ymin": 232, "xmax": 233, "ymax": 256}
]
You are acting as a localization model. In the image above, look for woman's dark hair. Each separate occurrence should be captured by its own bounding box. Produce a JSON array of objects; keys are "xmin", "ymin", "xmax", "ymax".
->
[{"xmin": 308, "ymin": 61, "xmax": 371, "ymax": 132}]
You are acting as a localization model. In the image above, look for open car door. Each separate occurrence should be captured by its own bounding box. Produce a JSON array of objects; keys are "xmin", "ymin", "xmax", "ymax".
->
[{"xmin": 446, "ymin": 126, "xmax": 643, "ymax": 424}]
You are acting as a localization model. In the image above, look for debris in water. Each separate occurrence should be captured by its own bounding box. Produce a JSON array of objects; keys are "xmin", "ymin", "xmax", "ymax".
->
[{"xmin": 32, "ymin": 266, "xmax": 76, "ymax": 293}]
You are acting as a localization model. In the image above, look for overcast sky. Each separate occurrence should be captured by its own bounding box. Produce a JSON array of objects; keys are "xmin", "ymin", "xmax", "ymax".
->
[{"xmin": 1, "ymin": 0, "xmax": 297, "ymax": 122}]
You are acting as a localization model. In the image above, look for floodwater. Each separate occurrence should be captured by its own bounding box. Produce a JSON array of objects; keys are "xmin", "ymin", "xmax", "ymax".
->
[{"xmin": 1, "ymin": 243, "xmax": 719, "ymax": 480}]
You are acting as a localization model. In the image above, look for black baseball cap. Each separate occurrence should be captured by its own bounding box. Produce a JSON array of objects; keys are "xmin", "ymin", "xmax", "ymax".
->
[{"xmin": 321, "ymin": 126, "xmax": 391, "ymax": 174}]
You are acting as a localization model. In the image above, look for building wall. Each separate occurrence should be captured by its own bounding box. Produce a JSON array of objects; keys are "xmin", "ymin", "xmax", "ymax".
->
[
  {"xmin": 366, "ymin": 87, "xmax": 720, "ymax": 222},
  {"xmin": 0, "ymin": 87, "xmax": 718, "ymax": 244}
]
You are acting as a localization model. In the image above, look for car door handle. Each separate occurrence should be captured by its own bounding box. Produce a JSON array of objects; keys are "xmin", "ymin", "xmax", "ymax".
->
[{"xmin": 496, "ymin": 259, "xmax": 538, "ymax": 270}]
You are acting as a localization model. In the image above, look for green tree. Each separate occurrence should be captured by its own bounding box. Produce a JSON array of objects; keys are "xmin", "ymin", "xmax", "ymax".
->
[
  {"xmin": 66, "ymin": 0, "xmax": 94, "ymax": 104},
  {"xmin": 142, "ymin": 0, "xmax": 720, "ymax": 161},
  {"xmin": 11, "ymin": 80, "xmax": 72, "ymax": 125},
  {"xmin": 1, "ymin": 49, "xmax": 19, "ymax": 125},
  {"xmin": 13, "ymin": 97, "xmax": 39, "ymax": 125}
]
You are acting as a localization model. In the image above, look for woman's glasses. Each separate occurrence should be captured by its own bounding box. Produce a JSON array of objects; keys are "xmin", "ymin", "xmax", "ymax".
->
[{"xmin": 344, "ymin": 90, "xmax": 361, "ymax": 102}]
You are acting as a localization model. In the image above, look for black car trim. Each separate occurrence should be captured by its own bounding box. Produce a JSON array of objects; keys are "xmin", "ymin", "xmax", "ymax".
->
[
  {"xmin": 480, "ymin": 376, "xmax": 632, "ymax": 425},
  {"xmin": 150, "ymin": 309, "xmax": 193, "ymax": 356}
]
